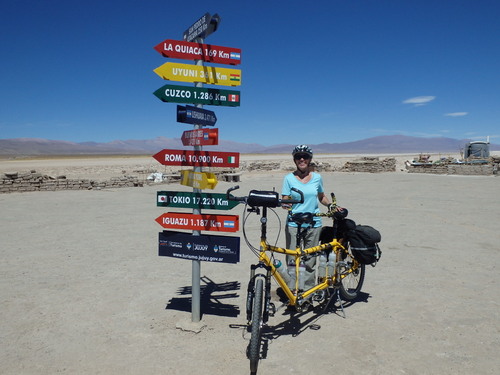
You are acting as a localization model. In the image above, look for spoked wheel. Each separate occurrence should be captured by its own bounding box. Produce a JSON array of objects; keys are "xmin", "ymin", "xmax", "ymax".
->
[
  {"xmin": 338, "ymin": 254, "xmax": 365, "ymax": 300},
  {"xmin": 248, "ymin": 278, "xmax": 264, "ymax": 374}
]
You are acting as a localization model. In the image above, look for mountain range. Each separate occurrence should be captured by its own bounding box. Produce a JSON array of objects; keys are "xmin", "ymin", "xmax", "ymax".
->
[{"xmin": 0, "ymin": 135, "xmax": 498, "ymax": 156}]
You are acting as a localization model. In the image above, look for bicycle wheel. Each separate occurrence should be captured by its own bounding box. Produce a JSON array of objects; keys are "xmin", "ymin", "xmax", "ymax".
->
[
  {"xmin": 338, "ymin": 254, "xmax": 365, "ymax": 300},
  {"xmin": 248, "ymin": 278, "xmax": 264, "ymax": 374}
]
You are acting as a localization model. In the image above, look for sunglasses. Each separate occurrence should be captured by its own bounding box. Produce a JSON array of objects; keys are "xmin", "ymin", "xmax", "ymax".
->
[{"xmin": 294, "ymin": 153, "xmax": 311, "ymax": 160}]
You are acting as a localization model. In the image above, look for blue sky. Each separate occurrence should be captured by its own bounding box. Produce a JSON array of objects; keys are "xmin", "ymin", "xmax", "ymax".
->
[{"xmin": 1, "ymin": 0, "xmax": 499, "ymax": 146}]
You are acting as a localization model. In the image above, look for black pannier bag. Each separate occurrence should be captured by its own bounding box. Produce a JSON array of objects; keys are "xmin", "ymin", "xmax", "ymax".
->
[
  {"xmin": 319, "ymin": 219, "xmax": 356, "ymax": 244},
  {"xmin": 347, "ymin": 225, "xmax": 382, "ymax": 265}
]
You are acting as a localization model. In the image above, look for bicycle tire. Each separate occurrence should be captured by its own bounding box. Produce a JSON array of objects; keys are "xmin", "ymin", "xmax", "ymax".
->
[
  {"xmin": 248, "ymin": 278, "xmax": 264, "ymax": 374},
  {"xmin": 339, "ymin": 255, "xmax": 365, "ymax": 300}
]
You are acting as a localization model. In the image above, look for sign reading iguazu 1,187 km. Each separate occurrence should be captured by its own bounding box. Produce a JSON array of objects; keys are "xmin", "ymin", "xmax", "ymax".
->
[{"xmin": 153, "ymin": 84, "xmax": 240, "ymax": 107}]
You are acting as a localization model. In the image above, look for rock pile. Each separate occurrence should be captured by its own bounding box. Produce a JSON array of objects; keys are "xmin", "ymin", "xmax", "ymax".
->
[
  {"xmin": 1, "ymin": 170, "xmax": 142, "ymax": 193},
  {"xmin": 340, "ymin": 157, "xmax": 396, "ymax": 173}
]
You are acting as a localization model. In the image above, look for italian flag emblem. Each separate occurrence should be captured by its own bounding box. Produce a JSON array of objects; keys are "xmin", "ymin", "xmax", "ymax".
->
[
  {"xmin": 227, "ymin": 156, "xmax": 236, "ymax": 164},
  {"xmin": 228, "ymin": 94, "xmax": 239, "ymax": 102}
]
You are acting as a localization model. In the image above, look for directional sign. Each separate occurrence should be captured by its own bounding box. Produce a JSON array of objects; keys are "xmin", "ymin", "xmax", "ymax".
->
[
  {"xmin": 154, "ymin": 84, "xmax": 240, "ymax": 107},
  {"xmin": 177, "ymin": 105, "xmax": 217, "ymax": 126},
  {"xmin": 154, "ymin": 39, "xmax": 241, "ymax": 65},
  {"xmin": 155, "ymin": 212, "xmax": 239, "ymax": 232},
  {"xmin": 159, "ymin": 230, "xmax": 240, "ymax": 264},
  {"xmin": 180, "ymin": 170, "xmax": 217, "ymax": 189},
  {"xmin": 181, "ymin": 128, "xmax": 218, "ymax": 146},
  {"xmin": 183, "ymin": 13, "xmax": 220, "ymax": 42},
  {"xmin": 157, "ymin": 191, "xmax": 240, "ymax": 210},
  {"xmin": 153, "ymin": 149, "xmax": 240, "ymax": 168},
  {"xmin": 154, "ymin": 62, "xmax": 241, "ymax": 87}
]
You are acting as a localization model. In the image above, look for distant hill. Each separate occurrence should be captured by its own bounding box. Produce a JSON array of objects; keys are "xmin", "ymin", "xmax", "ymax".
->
[{"xmin": 0, "ymin": 135, "xmax": 498, "ymax": 156}]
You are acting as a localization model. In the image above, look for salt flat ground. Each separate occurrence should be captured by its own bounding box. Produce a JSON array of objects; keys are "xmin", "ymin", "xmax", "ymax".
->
[{"xmin": 1, "ymin": 155, "xmax": 499, "ymax": 374}]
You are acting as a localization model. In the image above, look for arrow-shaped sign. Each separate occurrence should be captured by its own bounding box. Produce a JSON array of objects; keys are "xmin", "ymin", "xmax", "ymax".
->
[
  {"xmin": 156, "ymin": 212, "xmax": 238, "ymax": 232},
  {"xmin": 154, "ymin": 39, "xmax": 241, "ymax": 65},
  {"xmin": 153, "ymin": 84, "xmax": 240, "ymax": 107},
  {"xmin": 180, "ymin": 170, "xmax": 217, "ymax": 190},
  {"xmin": 181, "ymin": 128, "xmax": 218, "ymax": 146},
  {"xmin": 153, "ymin": 149, "xmax": 239, "ymax": 168},
  {"xmin": 183, "ymin": 13, "xmax": 221, "ymax": 42},
  {"xmin": 157, "ymin": 191, "xmax": 239, "ymax": 210},
  {"xmin": 177, "ymin": 105, "xmax": 217, "ymax": 126},
  {"xmin": 154, "ymin": 62, "xmax": 241, "ymax": 87}
]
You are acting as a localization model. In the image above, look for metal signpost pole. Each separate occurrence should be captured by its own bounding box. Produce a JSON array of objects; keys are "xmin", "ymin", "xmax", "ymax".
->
[{"xmin": 191, "ymin": 36, "xmax": 204, "ymax": 323}]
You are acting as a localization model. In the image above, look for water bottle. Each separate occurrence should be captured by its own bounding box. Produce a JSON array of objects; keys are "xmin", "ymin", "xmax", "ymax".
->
[
  {"xmin": 274, "ymin": 259, "xmax": 291, "ymax": 285},
  {"xmin": 298, "ymin": 261, "xmax": 306, "ymax": 291},
  {"xmin": 327, "ymin": 253, "xmax": 336, "ymax": 277},
  {"xmin": 318, "ymin": 253, "xmax": 327, "ymax": 281},
  {"xmin": 287, "ymin": 260, "xmax": 297, "ymax": 290}
]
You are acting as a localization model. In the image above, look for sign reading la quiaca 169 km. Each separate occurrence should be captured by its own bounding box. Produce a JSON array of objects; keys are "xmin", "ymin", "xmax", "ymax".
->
[
  {"xmin": 153, "ymin": 149, "xmax": 239, "ymax": 168},
  {"xmin": 154, "ymin": 39, "xmax": 241, "ymax": 65}
]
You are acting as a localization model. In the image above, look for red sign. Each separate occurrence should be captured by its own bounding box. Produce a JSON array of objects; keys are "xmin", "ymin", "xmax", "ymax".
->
[
  {"xmin": 181, "ymin": 128, "xmax": 218, "ymax": 146},
  {"xmin": 153, "ymin": 149, "xmax": 239, "ymax": 168},
  {"xmin": 154, "ymin": 39, "xmax": 241, "ymax": 65},
  {"xmin": 155, "ymin": 212, "xmax": 239, "ymax": 232}
]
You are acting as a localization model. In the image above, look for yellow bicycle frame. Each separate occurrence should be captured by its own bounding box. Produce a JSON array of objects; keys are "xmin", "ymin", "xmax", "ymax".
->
[{"xmin": 256, "ymin": 238, "xmax": 350, "ymax": 306}]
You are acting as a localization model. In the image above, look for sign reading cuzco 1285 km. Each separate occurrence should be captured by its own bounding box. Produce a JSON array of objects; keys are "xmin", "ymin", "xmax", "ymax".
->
[{"xmin": 153, "ymin": 84, "xmax": 240, "ymax": 107}]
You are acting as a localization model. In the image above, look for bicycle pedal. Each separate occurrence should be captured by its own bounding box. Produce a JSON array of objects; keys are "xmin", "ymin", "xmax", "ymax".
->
[{"xmin": 268, "ymin": 302, "xmax": 276, "ymax": 317}]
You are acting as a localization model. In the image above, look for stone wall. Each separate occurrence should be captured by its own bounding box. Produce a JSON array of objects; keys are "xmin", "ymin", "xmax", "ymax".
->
[
  {"xmin": 406, "ymin": 163, "xmax": 497, "ymax": 175},
  {"xmin": 340, "ymin": 157, "xmax": 396, "ymax": 173},
  {"xmin": 1, "ymin": 170, "xmax": 143, "ymax": 193}
]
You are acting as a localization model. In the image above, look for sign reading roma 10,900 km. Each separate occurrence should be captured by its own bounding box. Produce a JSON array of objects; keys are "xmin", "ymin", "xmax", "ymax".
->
[{"xmin": 153, "ymin": 149, "xmax": 239, "ymax": 168}]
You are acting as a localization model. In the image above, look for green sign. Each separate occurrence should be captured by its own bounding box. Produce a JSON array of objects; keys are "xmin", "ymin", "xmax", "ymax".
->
[
  {"xmin": 157, "ymin": 191, "xmax": 240, "ymax": 210},
  {"xmin": 153, "ymin": 84, "xmax": 240, "ymax": 107}
]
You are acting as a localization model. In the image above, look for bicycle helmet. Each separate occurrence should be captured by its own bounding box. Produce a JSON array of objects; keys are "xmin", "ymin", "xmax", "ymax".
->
[{"xmin": 292, "ymin": 144, "xmax": 313, "ymax": 157}]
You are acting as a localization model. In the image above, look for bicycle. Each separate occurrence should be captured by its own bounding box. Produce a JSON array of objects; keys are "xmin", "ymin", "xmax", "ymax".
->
[{"xmin": 226, "ymin": 186, "xmax": 365, "ymax": 374}]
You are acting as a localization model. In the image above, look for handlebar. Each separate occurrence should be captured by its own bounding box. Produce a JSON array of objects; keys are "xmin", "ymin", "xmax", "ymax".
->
[{"xmin": 226, "ymin": 185, "xmax": 304, "ymax": 208}]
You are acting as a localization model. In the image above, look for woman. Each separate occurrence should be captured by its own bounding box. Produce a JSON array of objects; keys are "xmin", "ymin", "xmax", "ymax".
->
[{"xmin": 281, "ymin": 144, "xmax": 334, "ymax": 291}]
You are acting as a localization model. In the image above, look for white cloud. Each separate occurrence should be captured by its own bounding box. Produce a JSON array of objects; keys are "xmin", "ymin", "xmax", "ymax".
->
[
  {"xmin": 402, "ymin": 96, "xmax": 436, "ymax": 106},
  {"xmin": 444, "ymin": 112, "xmax": 468, "ymax": 117}
]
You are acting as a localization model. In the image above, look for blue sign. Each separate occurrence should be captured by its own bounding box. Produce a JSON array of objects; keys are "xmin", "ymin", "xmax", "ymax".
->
[
  {"xmin": 159, "ymin": 230, "xmax": 240, "ymax": 264},
  {"xmin": 177, "ymin": 105, "xmax": 217, "ymax": 126}
]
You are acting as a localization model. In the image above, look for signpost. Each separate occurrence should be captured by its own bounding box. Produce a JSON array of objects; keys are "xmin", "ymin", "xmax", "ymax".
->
[
  {"xmin": 177, "ymin": 105, "xmax": 217, "ymax": 126},
  {"xmin": 154, "ymin": 39, "xmax": 241, "ymax": 65},
  {"xmin": 155, "ymin": 212, "xmax": 239, "ymax": 232},
  {"xmin": 152, "ymin": 12, "xmax": 241, "ymax": 325},
  {"xmin": 153, "ymin": 149, "xmax": 240, "ymax": 168},
  {"xmin": 154, "ymin": 62, "xmax": 241, "ymax": 86},
  {"xmin": 159, "ymin": 230, "xmax": 240, "ymax": 264},
  {"xmin": 181, "ymin": 128, "xmax": 218, "ymax": 146},
  {"xmin": 157, "ymin": 191, "xmax": 239, "ymax": 210},
  {"xmin": 154, "ymin": 84, "xmax": 240, "ymax": 106},
  {"xmin": 180, "ymin": 170, "xmax": 218, "ymax": 190}
]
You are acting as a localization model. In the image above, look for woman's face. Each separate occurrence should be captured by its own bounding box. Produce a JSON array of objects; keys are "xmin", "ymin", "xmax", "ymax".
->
[{"xmin": 293, "ymin": 153, "xmax": 311, "ymax": 171}]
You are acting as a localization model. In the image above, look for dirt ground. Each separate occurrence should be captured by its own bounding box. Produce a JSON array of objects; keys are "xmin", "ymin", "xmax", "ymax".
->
[{"xmin": 1, "ymin": 154, "xmax": 499, "ymax": 374}]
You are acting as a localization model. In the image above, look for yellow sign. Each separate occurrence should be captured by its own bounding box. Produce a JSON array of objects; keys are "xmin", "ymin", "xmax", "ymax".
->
[
  {"xmin": 154, "ymin": 62, "xmax": 241, "ymax": 87},
  {"xmin": 180, "ymin": 170, "xmax": 218, "ymax": 190}
]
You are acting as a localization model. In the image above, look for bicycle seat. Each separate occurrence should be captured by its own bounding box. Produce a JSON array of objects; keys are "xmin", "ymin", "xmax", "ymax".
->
[{"xmin": 289, "ymin": 212, "xmax": 314, "ymax": 226}]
